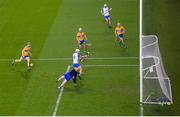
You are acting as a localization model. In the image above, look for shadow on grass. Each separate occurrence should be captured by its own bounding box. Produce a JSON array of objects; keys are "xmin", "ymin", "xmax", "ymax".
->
[{"xmin": 15, "ymin": 68, "xmax": 33, "ymax": 79}]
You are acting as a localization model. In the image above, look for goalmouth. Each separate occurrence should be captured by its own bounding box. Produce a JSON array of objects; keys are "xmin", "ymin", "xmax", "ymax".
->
[
  {"xmin": 139, "ymin": 0, "xmax": 172, "ymax": 116},
  {"xmin": 140, "ymin": 35, "xmax": 173, "ymax": 105}
]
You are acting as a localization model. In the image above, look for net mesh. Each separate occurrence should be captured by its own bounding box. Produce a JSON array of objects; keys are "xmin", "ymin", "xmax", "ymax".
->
[{"xmin": 141, "ymin": 35, "xmax": 172, "ymax": 104}]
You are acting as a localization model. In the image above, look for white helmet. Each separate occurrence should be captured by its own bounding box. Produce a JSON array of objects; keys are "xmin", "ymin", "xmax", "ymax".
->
[
  {"xmin": 75, "ymin": 49, "xmax": 80, "ymax": 52},
  {"xmin": 104, "ymin": 4, "xmax": 107, "ymax": 7},
  {"xmin": 78, "ymin": 27, "xmax": 82, "ymax": 32},
  {"xmin": 117, "ymin": 22, "xmax": 121, "ymax": 26}
]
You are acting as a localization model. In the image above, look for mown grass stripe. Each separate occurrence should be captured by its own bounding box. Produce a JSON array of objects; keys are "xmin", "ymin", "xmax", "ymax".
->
[{"xmin": 52, "ymin": 65, "xmax": 70, "ymax": 116}]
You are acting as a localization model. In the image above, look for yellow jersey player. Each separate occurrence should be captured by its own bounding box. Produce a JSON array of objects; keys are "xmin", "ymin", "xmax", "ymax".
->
[
  {"xmin": 76, "ymin": 27, "xmax": 89, "ymax": 54},
  {"xmin": 12, "ymin": 42, "xmax": 33, "ymax": 69},
  {"xmin": 115, "ymin": 23, "xmax": 127, "ymax": 48}
]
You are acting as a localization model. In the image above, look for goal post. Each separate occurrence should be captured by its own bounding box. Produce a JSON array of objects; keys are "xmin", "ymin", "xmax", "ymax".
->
[{"xmin": 140, "ymin": 35, "xmax": 173, "ymax": 105}]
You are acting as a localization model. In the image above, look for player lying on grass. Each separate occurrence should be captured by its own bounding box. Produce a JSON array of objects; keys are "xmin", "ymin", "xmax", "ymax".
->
[
  {"xmin": 73, "ymin": 49, "xmax": 88, "ymax": 77},
  {"xmin": 12, "ymin": 42, "xmax": 33, "ymax": 69},
  {"xmin": 101, "ymin": 3, "xmax": 112, "ymax": 28},
  {"xmin": 76, "ymin": 27, "xmax": 89, "ymax": 54},
  {"xmin": 56, "ymin": 67, "xmax": 80, "ymax": 89},
  {"xmin": 115, "ymin": 22, "xmax": 127, "ymax": 48}
]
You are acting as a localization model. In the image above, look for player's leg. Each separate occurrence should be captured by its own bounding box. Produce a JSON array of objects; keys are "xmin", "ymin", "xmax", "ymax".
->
[
  {"xmin": 56, "ymin": 75, "xmax": 65, "ymax": 83},
  {"xmin": 105, "ymin": 18, "xmax": 109, "ymax": 26},
  {"xmin": 72, "ymin": 72, "xmax": 80, "ymax": 86},
  {"xmin": 12, "ymin": 56, "xmax": 23, "ymax": 65},
  {"xmin": 25, "ymin": 57, "xmax": 31, "ymax": 68},
  {"xmin": 120, "ymin": 37, "xmax": 127, "ymax": 48},
  {"xmin": 81, "ymin": 40, "xmax": 87, "ymax": 52},
  {"xmin": 79, "ymin": 65, "xmax": 83, "ymax": 75},
  {"xmin": 77, "ymin": 72, "xmax": 82, "ymax": 80},
  {"xmin": 58, "ymin": 79, "xmax": 68, "ymax": 89},
  {"xmin": 15, "ymin": 56, "xmax": 23, "ymax": 62},
  {"xmin": 57, "ymin": 73, "xmax": 71, "ymax": 89},
  {"xmin": 104, "ymin": 16, "xmax": 111, "ymax": 28},
  {"xmin": 82, "ymin": 43, "xmax": 86, "ymax": 52},
  {"xmin": 115, "ymin": 37, "xmax": 121, "ymax": 47},
  {"xmin": 72, "ymin": 77, "xmax": 77, "ymax": 84},
  {"xmin": 107, "ymin": 17, "xmax": 112, "ymax": 28},
  {"xmin": 78, "ymin": 43, "xmax": 82, "ymax": 49},
  {"xmin": 83, "ymin": 42, "xmax": 89, "ymax": 54},
  {"xmin": 74, "ymin": 63, "xmax": 83, "ymax": 75}
]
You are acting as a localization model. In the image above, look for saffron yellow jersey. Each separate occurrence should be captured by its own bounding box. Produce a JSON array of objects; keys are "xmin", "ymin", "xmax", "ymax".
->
[
  {"xmin": 115, "ymin": 26, "xmax": 125, "ymax": 35},
  {"xmin": 22, "ymin": 46, "xmax": 31, "ymax": 57},
  {"xmin": 76, "ymin": 32, "xmax": 86, "ymax": 41}
]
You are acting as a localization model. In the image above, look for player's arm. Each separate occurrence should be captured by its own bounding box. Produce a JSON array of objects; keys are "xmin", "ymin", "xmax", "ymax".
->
[
  {"xmin": 114, "ymin": 28, "xmax": 118, "ymax": 37},
  {"xmin": 84, "ymin": 33, "xmax": 87, "ymax": 41},
  {"xmin": 121, "ymin": 27, "xmax": 125, "ymax": 34},
  {"xmin": 76, "ymin": 36, "xmax": 80, "ymax": 44},
  {"xmin": 27, "ymin": 50, "xmax": 32, "ymax": 56},
  {"xmin": 80, "ymin": 55, "xmax": 88, "ymax": 62},
  {"xmin": 123, "ymin": 27, "xmax": 125, "ymax": 34},
  {"xmin": 28, "ymin": 51, "xmax": 32, "ymax": 56},
  {"xmin": 109, "ymin": 7, "xmax": 112, "ymax": 11}
]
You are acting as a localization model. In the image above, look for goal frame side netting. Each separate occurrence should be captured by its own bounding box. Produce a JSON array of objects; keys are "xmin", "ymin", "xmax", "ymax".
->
[{"xmin": 140, "ymin": 35, "xmax": 173, "ymax": 105}]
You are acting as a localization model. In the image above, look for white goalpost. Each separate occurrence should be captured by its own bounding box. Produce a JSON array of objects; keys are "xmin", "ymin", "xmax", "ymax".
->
[
  {"xmin": 139, "ymin": 0, "xmax": 172, "ymax": 116},
  {"xmin": 139, "ymin": 0, "xmax": 143, "ymax": 115}
]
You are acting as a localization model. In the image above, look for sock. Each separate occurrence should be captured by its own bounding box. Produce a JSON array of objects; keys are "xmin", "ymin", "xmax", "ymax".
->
[
  {"xmin": 119, "ymin": 42, "xmax": 123, "ymax": 47},
  {"xmin": 72, "ymin": 78, "xmax": 77, "ymax": 83},
  {"xmin": 123, "ymin": 43, "xmax": 127, "ymax": 48}
]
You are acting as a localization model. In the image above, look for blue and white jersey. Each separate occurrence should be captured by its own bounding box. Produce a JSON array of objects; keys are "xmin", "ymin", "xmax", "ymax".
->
[
  {"xmin": 102, "ymin": 7, "xmax": 110, "ymax": 16},
  {"xmin": 73, "ymin": 52, "xmax": 80, "ymax": 64}
]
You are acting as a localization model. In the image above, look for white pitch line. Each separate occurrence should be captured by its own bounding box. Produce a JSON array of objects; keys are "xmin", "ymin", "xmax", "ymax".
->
[
  {"xmin": 84, "ymin": 64, "xmax": 139, "ymax": 67},
  {"xmin": 0, "ymin": 56, "xmax": 139, "ymax": 62},
  {"xmin": 52, "ymin": 65, "xmax": 70, "ymax": 117}
]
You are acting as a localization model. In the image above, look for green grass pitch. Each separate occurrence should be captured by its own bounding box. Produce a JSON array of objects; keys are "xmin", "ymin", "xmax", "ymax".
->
[{"xmin": 0, "ymin": 0, "xmax": 146, "ymax": 115}]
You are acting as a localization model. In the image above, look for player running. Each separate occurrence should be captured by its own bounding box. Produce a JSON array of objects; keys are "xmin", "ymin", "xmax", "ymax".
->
[
  {"xmin": 73, "ymin": 48, "xmax": 88, "ymax": 76},
  {"xmin": 76, "ymin": 27, "xmax": 89, "ymax": 54},
  {"xmin": 56, "ymin": 67, "xmax": 80, "ymax": 89},
  {"xmin": 101, "ymin": 4, "xmax": 112, "ymax": 28},
  {"xmin": 115, "ymin": 23, "xmax": 127, "ymax": 48},
  {"xmin": 12, "ymin": 42, "xmax": 33, "ymax": 69},
  {"xmin": 73, "ymin": 49, "xmax": 82, "ymax": 76}
]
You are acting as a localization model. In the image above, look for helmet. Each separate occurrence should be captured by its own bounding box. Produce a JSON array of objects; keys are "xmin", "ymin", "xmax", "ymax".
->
[
  {"xmin": 117, "ymin": 22, "xmax": 121, "ymax": 26},
  {"xmin": 78, "ymin": 27, "xmax": 82, "ymax": 32},
  {"xmin": 75, "ymin": 49, "xmax": 80, "ymax": 52},
  {"xmin": 27, "ymin": 42, "xmax": 32, "ymax": 47}
]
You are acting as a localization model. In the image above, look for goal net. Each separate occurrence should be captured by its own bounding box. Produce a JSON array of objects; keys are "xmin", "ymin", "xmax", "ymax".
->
[{"xmin": 140, "ymin": 35, "xmax": 173, "ymax": 104}]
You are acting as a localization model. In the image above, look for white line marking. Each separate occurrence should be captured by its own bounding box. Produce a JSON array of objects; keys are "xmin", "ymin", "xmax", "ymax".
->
[
  {"xmin": 51, "ymin": 63, "xmax": 137, "ymax": 116},
  {"xmin": 0, "ymin": 56, "xmax": 139, "ymax": 62},
  {"xmin": 84, "ymin": 64, "xmax": 139, "ymax": 67},
  {"xmin": 52, "ymin": 65, "xmax": 70, "ymax": 117}
]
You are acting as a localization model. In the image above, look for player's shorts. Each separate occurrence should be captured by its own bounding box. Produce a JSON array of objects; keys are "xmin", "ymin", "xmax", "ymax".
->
[
  {"xmin": 118, "ymin": 34, "xmax": 124, "ymax": 38},
  {"xmin": 21, "ymin": 55, "xmax": 29, "ymax": 60},
  {"xmin": 79, "ymin": 40, "xmax": 86, "ymax": 45},
  {"xmin": 64, "ymin": 73, "xmax": 71, "ymax": 81},
  {"xmin": 104, "ymin": 15, "xmax": 110, "ymax": 20},
  {"xmin": 73, "ymin": 63, "xmax": 81, "ymax": 68}
]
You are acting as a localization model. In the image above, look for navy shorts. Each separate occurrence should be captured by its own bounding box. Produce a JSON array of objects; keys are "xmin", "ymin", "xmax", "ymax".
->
[
  {"xmin": 118, "ymin": 34, "xmax": 124, "ymax": 38},
  {"xmin": 21, "ymin": 56, "xmax": 29, "ymax": 60},
  {"xmin": 80, "ymin": 40, "xmax": 85, "ymax": 45},
  {"xmin": 73, "ymin": 63, "xmax": 81, "ymax": 68},
  {"xmin": 104, "ymin": 15, "xmax": 110, "ymax": 20}
]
